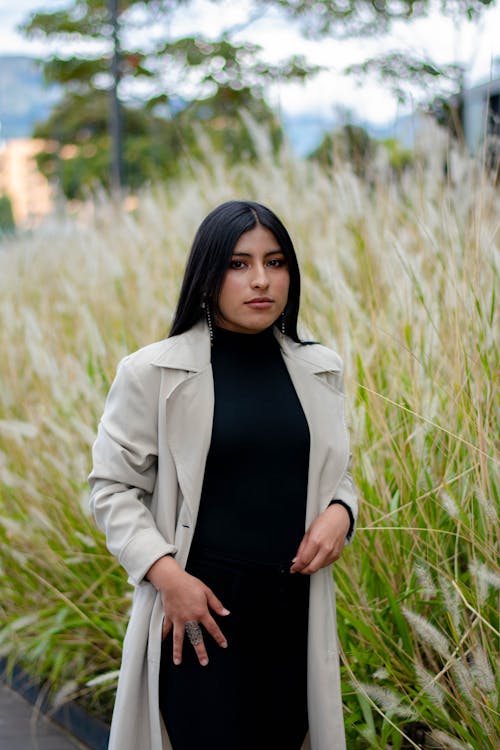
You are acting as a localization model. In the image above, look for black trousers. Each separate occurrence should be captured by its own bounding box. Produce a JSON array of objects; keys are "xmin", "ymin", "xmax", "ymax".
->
[{"xmin": 159, "ymin": 550, "xmax": 310, "ymax": 750}]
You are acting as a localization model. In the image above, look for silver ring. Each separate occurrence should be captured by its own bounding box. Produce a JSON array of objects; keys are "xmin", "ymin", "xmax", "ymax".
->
[{"xmin": 185, "ymin": 620, "xmax": 203, "ymax": 646}]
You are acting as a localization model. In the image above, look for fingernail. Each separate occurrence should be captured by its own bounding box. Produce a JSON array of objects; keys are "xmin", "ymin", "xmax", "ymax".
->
[
  {"xmin": 174, "ymin": 658, "xmax": 181, "ymax": 665},
  {"xmin": 221, "ymin": 608, "xmax": 230, "ymax": 615},
  {"xmin": 201, "ymin": 658, "xmax": 209, "ymax": 666},
  {"xmin": 221, "ymin": 641, "xmax": 228, "ymax": 648}
]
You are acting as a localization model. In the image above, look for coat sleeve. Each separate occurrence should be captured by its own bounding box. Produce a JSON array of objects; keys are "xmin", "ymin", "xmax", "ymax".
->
[
  {"xmin": 88, "ymin": 355, "xmax": 177, "ymax": 585},
  {"xmin": 330, "ymin": 454, "xmax": 358, "ymax": 544}
]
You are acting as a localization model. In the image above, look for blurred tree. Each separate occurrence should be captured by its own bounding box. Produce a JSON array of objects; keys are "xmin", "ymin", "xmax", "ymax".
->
[
  {"xmin": 0, "ymin": 194, "xmax": 16, "ymax": 234},
  {"xmin": 260, "ymin": 1, "xmax": 494, "ymax": 37},
  {"xmin": 308, "ymin": 123, "xmax": 377, "ymax": 178},
  {"xmin": 21, "ymin": 0, "xmax": 317, "ymax": 198},
  {"xmin": 309, "ymin": 116, "xmax": 416, "ymax": 181},
  {"xmin": 260, "ymin": 0, "xmax": 495, "ymax": 104},
  {"xmin": 380, "ymin": 137, "xmax": 415, "ymax": 177},
  {"xmin": 33, "ymin": 86, "xmax": 283, "ymax": 199}
]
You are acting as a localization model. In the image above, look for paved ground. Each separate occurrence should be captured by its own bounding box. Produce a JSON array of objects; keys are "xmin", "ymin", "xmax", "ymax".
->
[{"xmin": 0, "ymin": 682, "xmax": 89, "ymax": 750}]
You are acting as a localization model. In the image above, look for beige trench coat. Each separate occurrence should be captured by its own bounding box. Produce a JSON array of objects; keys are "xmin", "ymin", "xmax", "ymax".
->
[{"xmin": 88, "ymin": 320, "xmax": 358, "ymax": 750}]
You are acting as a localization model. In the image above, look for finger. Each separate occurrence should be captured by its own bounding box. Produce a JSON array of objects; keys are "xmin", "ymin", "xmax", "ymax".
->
[
  {"xmin": 201, "ymin": 615, "xmax": 229, "ymax": 650},
  {"xmin": 327, "ymin": 542, "xmax": 343, "ymax": 564},
  {"xmin": 185, "ymin": 621, "xmax": 209, "ymax": 666},
  {"xmin": 301, "ymin": 546, "xmax": 341, "ymax": 574},
  {"xmin": 290, "ymin": 541, "xmax": 317, "ymax": 573},
  {"xmin": 206, "ymin": 589, "xmax": 230, "ymax": 617},
  {"xmin": 300, "ymin": 555, "xmax": 325, "ymax": 574},
  {"xmin": 162, "ymin": 616, "xmax": 172, "ymax": 641},
  {"xmin": 172, "ymin": 624, "xmax": 184, "ymax": 665},
  {"xmin": 289, "ymin": 554, "xmax": 303, "ymax": 573},
  {"xmin": 290, "ymin": 556, "xmax": 307, "ymax": 573}
]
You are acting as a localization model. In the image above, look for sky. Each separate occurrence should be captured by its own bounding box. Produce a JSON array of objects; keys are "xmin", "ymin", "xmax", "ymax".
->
[{"xmin": 1, "ymin": 0, "xmax": 500, "ymax": 128}]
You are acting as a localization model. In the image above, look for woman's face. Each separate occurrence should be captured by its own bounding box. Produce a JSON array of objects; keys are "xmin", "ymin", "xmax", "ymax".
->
[{"xmin": 216, "ymin": 224, "xmax": 290, "ymax": 335}]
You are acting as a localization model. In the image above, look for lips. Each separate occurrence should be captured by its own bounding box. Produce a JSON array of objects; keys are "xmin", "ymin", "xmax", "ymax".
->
[{"xmin": 246, "ymin": 297, "xmax": 274, "ymax": 304}]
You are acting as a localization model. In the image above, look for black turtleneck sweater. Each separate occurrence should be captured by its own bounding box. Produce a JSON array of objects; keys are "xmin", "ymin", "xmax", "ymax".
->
[{"xmin": 190, "ymin": 325, "xmax": 310, "ymax": 565}]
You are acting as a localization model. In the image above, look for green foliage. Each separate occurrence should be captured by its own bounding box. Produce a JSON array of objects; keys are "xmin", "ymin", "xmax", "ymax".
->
[
  {"xmin": 308, "ymin": 124, "xmax": 377, "ymax": 177},
  {"xmin": 33, "ymin": 90, "xmax": 182, "ymax": 197},
  {"xmin": 260, "ymin": 0, "xmax": 497, "ymax": 38},
  {"xmin": 0, "ymin": 194, "xmax": 15, "ymax": 234},
  {"xmin": 345, "ymin": 52, "xmax": 465, "ymax": 105},
  {"xmin": 32, "ymin": 87, "xmax": 283, "ymax": 198},
  {"xmin": 381, "ymin": 137, "xmax": 415, "ymax": 176},
  {"xmin": 21, "ymin": 0, "xmax": 318, "ymax": 197},
  {"xmin": 261, "ymin": 0, "xmax": 495, "ymax": 107}
]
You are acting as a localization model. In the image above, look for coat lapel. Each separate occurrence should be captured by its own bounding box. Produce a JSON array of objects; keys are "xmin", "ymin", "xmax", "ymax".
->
[
  {"xmin": 278, "ymin": 333, "xmax": 349, "ymax": 525},
  {"xmin": 152, "ymin": 321, "xmax": 214, "ymax": 521}
]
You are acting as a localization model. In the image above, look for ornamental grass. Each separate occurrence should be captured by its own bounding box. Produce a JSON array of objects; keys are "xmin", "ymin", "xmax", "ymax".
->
[{"xmin": 0, "ymin": 120, "xmax": 498, "ymax": 749}]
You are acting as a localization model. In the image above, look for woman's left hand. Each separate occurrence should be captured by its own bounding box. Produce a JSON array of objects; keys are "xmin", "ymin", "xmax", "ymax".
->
[{"xmin": 290, "ymin": 504, "xmax": 351, "ymax": 574}]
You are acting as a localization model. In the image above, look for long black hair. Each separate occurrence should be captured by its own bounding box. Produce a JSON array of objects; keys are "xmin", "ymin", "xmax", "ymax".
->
[{"xmin": 169, "ymin": 200, "xmax": 303, "ymax": 342}]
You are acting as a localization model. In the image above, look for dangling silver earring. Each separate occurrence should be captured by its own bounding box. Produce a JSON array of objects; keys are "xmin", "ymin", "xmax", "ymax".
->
[
  {"xmin": 280, "ymin": 311, "xmax": 286, "ymax": 335},
  {"xmin": 202, "ymin": 300, "xmax": 214, "ymax": 346}
]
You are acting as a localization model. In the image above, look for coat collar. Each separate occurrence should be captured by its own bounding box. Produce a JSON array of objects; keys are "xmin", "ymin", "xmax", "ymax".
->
[
  {"xmin": 150, "ymin": 319, "xmax": 341, "ymax": 375},
  {"xmin": 150, "ymin": 320, "xmax": 211, "ymax": 372}
]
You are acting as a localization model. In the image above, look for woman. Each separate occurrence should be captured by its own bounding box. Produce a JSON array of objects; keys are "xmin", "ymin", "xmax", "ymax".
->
[{"xmin": 88, "ymin": 200, "xmax": 358, "ymax": 750}]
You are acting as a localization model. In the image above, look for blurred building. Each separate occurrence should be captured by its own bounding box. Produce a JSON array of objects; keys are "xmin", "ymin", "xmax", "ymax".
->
[
  {"xmin": 0, "ymin": 138, "xmax": 54, "ymax": 227},
  {"xmin": 447, "ymin": 77, "xmax": 500, "ymax": 155}
]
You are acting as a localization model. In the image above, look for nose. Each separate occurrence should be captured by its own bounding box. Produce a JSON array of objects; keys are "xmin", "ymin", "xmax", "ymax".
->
[{"xmin": 250, "ymin": 263, "xmax": 270, "ymax": 289}]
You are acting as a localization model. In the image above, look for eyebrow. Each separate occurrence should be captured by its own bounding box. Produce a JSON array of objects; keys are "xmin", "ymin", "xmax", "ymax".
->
[{"xmin": 231, "ymin": 250, "xmax": 284, "ymax": 257}]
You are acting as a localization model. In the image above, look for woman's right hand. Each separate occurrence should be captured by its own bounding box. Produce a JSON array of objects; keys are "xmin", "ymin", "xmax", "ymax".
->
[{"xmin": 146, "ymin": 555, "xmax": 230, "ymax": 666}]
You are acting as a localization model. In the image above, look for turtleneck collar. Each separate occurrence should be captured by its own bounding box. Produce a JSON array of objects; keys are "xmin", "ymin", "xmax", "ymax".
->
[{"xmin": 212, "ymin": 324, "xmax": 278, "ymax": 353}]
